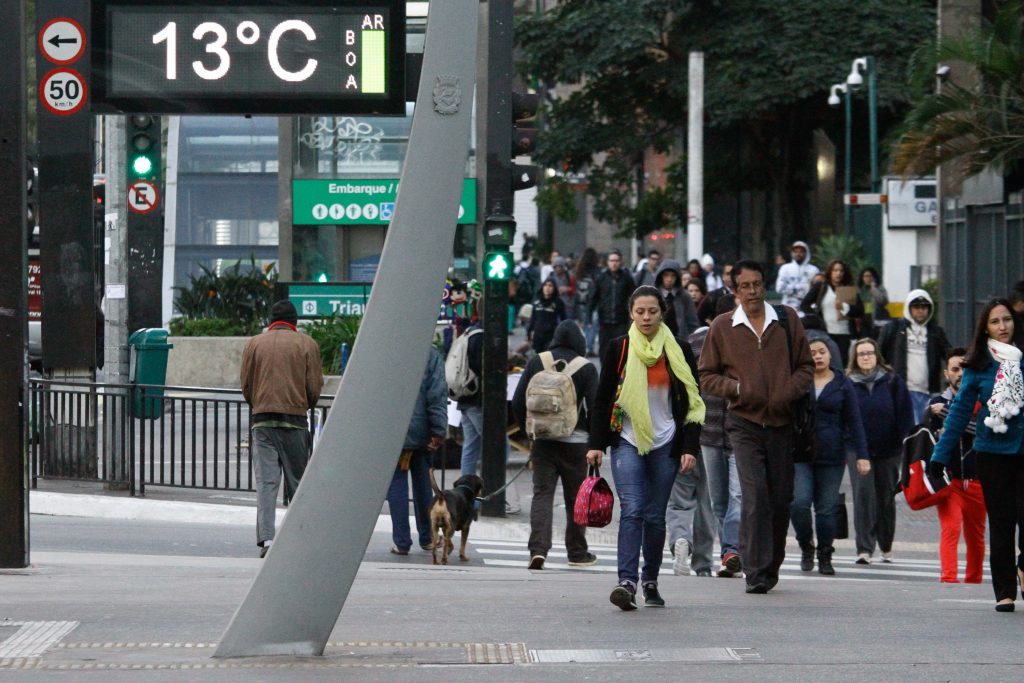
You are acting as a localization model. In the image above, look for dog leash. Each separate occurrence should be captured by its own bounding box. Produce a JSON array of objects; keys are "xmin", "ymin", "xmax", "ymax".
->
[{"xmin": 476, "ymin": 460, "xmax": 531, "ymax": 503}]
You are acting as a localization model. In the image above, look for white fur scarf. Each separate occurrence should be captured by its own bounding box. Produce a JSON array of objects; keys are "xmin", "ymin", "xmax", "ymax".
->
[{"xmin": 983, "ymin": 339, "xmax": 1024, "ymax": 434}]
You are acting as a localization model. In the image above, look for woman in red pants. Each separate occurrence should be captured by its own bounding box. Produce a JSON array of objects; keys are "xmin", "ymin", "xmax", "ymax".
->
[{"xmin": 927, "ymin": 347, "xmax": 987, "ymax": 583}]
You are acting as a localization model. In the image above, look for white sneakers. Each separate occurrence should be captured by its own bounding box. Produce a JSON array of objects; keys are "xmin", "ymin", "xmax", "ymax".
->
[
  {"xmin": 672, "ymin": 538, "xmax": 692, "ymax": 576},
  {"xmin": 855, "ymin": 553, "xmax": 871, "ymax": 565}
]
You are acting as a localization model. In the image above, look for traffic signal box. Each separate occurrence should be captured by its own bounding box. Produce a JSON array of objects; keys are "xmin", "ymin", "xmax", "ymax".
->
[
  {"xmin": 511, "ymin": 91, "xmax": 539, "ymax": 192},
  {"xmin": 483, "ymin": 251, "xmax": 512, "ymax": 281},
  {"xmin": 26, "ymin": 156, "xmax": 38, "ymax": 249},
  {"xmin": 127, "ymin": 114, "xmax": 161, "ymax": 180}
]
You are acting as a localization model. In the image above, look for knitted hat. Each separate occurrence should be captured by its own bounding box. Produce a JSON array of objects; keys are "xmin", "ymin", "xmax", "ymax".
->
[{"xmin": 270, "ymin": 300, "xmax": 298, "ymax": 325}]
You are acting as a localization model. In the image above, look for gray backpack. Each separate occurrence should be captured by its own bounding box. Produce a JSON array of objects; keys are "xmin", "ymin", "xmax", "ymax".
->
[{"xmin": 525, "ymin": 352, "xmax": 589, "ymax": 439}]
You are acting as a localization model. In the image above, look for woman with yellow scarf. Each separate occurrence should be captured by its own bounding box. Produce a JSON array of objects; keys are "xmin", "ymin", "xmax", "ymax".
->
[{"xmin": 587, "ymin": 286, "xmax": 705, "ymax": 611}]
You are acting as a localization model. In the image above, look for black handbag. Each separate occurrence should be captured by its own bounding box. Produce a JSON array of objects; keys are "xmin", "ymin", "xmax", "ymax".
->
[
  {"xmin": 835, "ymin": 492, "xmax": 849, "ymax": 539},
  {"xmin": 775, "ymin": 306, "xmax": 816, "ymax": 463}
]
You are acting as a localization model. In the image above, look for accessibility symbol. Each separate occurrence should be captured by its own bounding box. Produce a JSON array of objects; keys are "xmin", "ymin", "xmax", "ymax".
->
[
  {"xmin": 380, "ymin": 203, "xmax": 395, "ymax": 221},
  {"xmin": 127, "ymin": 181, "xmax": 160, "ymax": 214}
]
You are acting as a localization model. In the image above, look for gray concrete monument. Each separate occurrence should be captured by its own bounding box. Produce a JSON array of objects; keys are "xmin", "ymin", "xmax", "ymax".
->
[{"xmin": 214, "ymin": 0, "xmax": 479, "ymax": 657}]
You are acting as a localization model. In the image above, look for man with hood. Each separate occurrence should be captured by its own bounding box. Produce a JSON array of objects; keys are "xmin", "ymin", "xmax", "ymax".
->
[
  {"xmin": 775, "ymin": 241, "xmax": 820, "ymax": 309},
  {"xmin": 512, "ymin": 320, "xmax": 599, "ymax": 569},
  {"xmin": 655, "ymin": 259, "xmax": 701, "ymax": 338},
  {"xmin": 877, "ymin": 288, "xmax": 951, "ymax": 423}
]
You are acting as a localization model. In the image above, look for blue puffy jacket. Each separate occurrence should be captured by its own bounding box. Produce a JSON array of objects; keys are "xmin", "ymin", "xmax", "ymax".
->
[
  {"xmin": 813, "ymin": 373, "xmax": 869, "ymax": 465},
  {"xmin": 933, "ymin": 355, "xmax": 1024, "ymax": 463},
  {"xmin": 404, "ymin": 347, "xmax": 449, "ymax": 449}
]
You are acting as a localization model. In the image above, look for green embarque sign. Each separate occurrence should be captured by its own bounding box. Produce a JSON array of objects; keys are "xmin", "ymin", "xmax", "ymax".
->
[{"xmin": 293, "ymin": 178, "xmax": 476, "ymax": 225}]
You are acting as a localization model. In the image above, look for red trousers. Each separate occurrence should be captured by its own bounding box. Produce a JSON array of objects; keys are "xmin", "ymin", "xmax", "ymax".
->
[{"xmin": 935, "ymin": 479, "xmax": 987, "ymax": 583}]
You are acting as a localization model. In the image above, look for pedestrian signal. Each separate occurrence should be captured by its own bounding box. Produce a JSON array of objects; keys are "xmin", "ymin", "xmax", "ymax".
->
[{"xmin": 484, "ymin": 251, "xmax": 512, "ymax": 281}]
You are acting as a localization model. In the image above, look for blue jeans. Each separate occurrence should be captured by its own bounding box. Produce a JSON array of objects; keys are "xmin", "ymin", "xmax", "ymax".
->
[
  {"xmin": 703, "ymin": 445, "xmax": 741, "ymax": 557},
  {"xmin": 790, "ymin": 463, "xmax": 846, "ymax": 549},
  {"xmin": 460, "ymin": 405, "xmax": 483, "ymax": 476},
  {"xmin": 583, "ymin": 310, "xmax": 597, "ymax": 354},
  {"xmin": 909, "ymin": 390, "xmax": 930, "ymax": 425},
  {"xmin": 611, "ymin": 439, "xmax": 679, "ymax": 586},
  {"xmin": 387, "ymin": 450, "xmax": 434, "ymax": 550}
]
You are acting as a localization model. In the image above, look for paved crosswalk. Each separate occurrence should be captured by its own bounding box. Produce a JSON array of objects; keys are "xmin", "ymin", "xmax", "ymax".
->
[{"xmin": 469, "ymin": 538, "xmax": 990, "ymax": 583}]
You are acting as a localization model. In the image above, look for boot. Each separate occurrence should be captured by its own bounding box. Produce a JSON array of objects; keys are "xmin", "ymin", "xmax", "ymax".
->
[
  {"xmin": 799, "ymin": 543, "xmax": 815, "ymax": 572},
  {"xmin": 817, "ymin": 546, "xmax": 835, "ymax": 575}
]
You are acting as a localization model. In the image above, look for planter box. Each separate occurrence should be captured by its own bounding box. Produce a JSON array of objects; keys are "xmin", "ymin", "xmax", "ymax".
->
[{"xmin": 165, "ymin": 336, "xmax": 250, "ymax": 389}]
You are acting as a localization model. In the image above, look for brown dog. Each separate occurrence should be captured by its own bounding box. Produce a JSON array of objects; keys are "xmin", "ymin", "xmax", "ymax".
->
[{"xmin": 427, "ymin": 470, "xmax": 484, "ymax": 565}]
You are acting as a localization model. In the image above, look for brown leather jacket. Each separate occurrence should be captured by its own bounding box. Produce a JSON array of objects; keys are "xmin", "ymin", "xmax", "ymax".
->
[
  {"xmin": 698, "ymin": 306, "xmax": 813, "ymax": 427},
  {"xmin": 240, "ymin": 327, "xmax": 324, "ymax": 418}
]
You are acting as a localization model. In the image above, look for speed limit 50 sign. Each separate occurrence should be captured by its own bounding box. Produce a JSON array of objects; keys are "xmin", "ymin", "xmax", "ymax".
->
[{"xmin": 40, "ymin": 67, "xmax": 88, "ymax": 116}]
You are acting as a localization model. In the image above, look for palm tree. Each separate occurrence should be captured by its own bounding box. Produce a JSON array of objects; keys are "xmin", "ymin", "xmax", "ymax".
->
[{"xmin": 892, "ymin": 2, "xmax": 1024, "ymax": 182}]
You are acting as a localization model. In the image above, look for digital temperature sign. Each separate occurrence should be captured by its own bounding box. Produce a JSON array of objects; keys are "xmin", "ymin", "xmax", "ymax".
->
[{"xmin": 91, "ymin": 0, "xmax": 405, "ymax": 114}]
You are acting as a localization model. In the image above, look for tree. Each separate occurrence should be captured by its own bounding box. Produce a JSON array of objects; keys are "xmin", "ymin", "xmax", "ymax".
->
[
  {"xmin": 517, "ymin": 0, "xmax": 936, "ymax": 251},
  {"xmin": 892, "ymin": 1, "xmax": 1024, "ymax": 182}
]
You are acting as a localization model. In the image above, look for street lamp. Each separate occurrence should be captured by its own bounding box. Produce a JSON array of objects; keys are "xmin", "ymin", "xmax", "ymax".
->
[
  {"xmin": 828, "ymin": 83, "xmax": 852, "ymax": 233},
  {"xmin": 847, "ymin": 56, "xmax": 879, "ymax": 192}
]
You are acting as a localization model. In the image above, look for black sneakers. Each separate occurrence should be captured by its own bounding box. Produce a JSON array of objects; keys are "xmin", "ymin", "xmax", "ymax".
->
[
  {"xmin": 528, "ymin": 555, "xmax": 545, "ymax": 570},
  {"xmin": 642, "ymin": 583, "xmax": 665, "ymax": 607},
  {"xmin": 609, "ymin": 583, "xmax": 637, "ymax": 611},
  {"xmin": 568, "ymin": 552, "xmax": 598, "ymax": 567}
]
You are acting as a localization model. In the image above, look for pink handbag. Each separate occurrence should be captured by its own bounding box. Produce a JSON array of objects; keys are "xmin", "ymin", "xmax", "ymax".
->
[{"xmin": 574, "ymin": 465, "xmax": 614, "ymax": 528}]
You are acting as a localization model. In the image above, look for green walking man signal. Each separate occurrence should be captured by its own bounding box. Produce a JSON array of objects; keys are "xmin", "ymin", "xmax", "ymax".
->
[{"xmin": 484, "ymin": 251, "xmax": 512, "ymax": 281}]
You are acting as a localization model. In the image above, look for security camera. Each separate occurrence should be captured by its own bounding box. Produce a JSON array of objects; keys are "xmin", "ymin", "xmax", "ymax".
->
[{"xmin": 936, "ymin": 64, "xmax": 951, "ymax": 81}]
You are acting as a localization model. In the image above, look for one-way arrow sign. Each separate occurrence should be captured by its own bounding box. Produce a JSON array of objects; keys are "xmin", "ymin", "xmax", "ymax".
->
[
  {"xmin": 48, "ymin": 35, "xmax": 79, "ymax": 48},
  {"xmin": 39, "ymin": 18, "xmax": 86, "ymax": 65}
]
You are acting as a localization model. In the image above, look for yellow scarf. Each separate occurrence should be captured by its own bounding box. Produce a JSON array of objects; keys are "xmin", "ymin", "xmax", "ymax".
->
[{"xmin": 618, "ymin": 323, "xmax": 705, "ymax": 454}]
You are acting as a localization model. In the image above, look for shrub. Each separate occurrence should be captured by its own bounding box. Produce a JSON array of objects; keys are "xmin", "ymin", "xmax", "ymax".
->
[
  {"xmin": 305, "ymin": 316, "xmax": 362, "ymax": 374},
  {"xmin": 168, "ymin": 318, "xmax": 248, "ymax": 337},
  {"xmin": 173, "ymin": 256, "xmax": 277, "ymax": 335}
]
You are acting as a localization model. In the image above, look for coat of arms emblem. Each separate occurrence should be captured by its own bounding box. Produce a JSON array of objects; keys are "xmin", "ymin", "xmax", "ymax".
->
[{"xmin": 433, "ymin": 75, "xmax": 462, "ymax": 115}]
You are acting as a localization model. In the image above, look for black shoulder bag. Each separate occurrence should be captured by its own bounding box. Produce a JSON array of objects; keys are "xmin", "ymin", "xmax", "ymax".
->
[{"xmin": 774, "ymin": 306, "xmax": 816, "ymax": 463}]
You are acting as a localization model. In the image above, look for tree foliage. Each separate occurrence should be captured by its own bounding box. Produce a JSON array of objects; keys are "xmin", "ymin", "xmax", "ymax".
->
[
  {"xmin": 892, "ymin": 2, "xmax": 1024, "ymax": 181},
  {"xmin": 518, "ymin": 0, "xmax": 936, "ymax": 241}
]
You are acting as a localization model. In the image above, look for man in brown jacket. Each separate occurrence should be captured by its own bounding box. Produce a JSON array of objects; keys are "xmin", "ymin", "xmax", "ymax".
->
[
  {"xmin": 698, "ymin": 260, "xmax": 813, "ymax": 593},
  {"xmin": 240, "ymin": 300, "xmax": 323, "ymax": 557}
]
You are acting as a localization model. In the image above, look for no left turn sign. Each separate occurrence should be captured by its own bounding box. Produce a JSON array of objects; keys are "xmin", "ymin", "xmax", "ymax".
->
[
  {"xmin": 39, "ymin": 68, "xmax": 87, "ymax": 116},
  {"xmin": 39, "ymin": 18, "xmax": 86, "ymax": 65},
  {"xmin": 127, "ymin": 181, "xmax": 160, "ymax": 214}
]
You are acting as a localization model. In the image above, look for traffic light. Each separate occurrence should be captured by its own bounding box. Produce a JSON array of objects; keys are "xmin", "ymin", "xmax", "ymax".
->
[
  {"xmin": 93, "ymin": 177, "xmax": 106, "ymax": 233},
  {"xmin": 26, "ymin": 156, "xmax": 38, "ymax": 249},
  {"xmin": 483, "ymin": 251, "xmax": 512, "ymax": 281},
  {"xmin": 511, "ymin": 91, "xmax": 540, "ymax": 192},
  {"xmin": 484, "ymin": 213, "xmax": 516, "ymax": 247},
  {"xmin": 126, "ymin": 114, "xmax": 161, "ymax": 180}
]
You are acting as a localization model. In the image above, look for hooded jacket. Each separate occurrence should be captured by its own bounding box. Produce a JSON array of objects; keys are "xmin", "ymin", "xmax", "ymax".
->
[
  {"xmin": 813, "ymin": 372, "xmax": 870, "ymax": 465},
  {"xmin": 774, "ymin": 240, "xmax": 820, "ymax": 308},
  {"xmin": 512, "ymin": 320, "xmax": 599, "ymax": 440},
  {"xmin": 655, "ymin": 259, "xmax": 701, "ymax": 338},
  {"xmin": 877, "ymin": 288, "xmax": 950, "ymax": 394}
]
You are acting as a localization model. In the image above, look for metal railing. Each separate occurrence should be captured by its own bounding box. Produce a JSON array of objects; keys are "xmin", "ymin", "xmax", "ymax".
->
[{"xmin": 27, "ymin": 379, "xmax": 333, "ymax": 496}]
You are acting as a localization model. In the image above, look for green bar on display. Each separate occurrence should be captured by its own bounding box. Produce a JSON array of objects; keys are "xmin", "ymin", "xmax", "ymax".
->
[{"xmin": 362, "ymin": 31, "xmax": 386, "ymax": 94}]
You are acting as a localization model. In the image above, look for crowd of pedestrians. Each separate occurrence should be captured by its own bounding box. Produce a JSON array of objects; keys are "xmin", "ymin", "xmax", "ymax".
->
[{"xmin": 377, "ymin": 242, "xmax": 1024, "ymax": 615}]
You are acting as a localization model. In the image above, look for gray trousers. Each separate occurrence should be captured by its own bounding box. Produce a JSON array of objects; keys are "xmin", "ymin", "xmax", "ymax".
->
[
  {"xmin": 847, "ymin": 450, "xmax": 900, "ymax": 555},
  {"xmin": 665, "ymin": 451, "xmax": 715, "ymax": 573},
  {"xmin": 253, "ymin": 426, "xmax": 310, "ymax": 546}
]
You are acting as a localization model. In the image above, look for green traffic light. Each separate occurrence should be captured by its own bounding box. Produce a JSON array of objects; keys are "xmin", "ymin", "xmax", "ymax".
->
[
  {"xmin": 131, "ymin": 155, "xmax": 154, "ymax": 177},
  {"xmin": 485, "ymin": 252, "xmax": 510, "ymax": 280}
]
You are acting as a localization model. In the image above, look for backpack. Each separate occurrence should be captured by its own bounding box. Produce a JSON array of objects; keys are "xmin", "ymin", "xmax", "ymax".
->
[
  {"xmin": 775, "ymin": 305, "xmax": 816, "ymax": 463},
  {"xmin": 445, "ymin": 328, "xmax": 482, "ymax": 400},
  {"xmin": 575, "ymin": 274, "xmax": 595, "ymax": 308},
  {"xmin": 525, "ymin": 351, "xmax": 589, "ymax": 439}
]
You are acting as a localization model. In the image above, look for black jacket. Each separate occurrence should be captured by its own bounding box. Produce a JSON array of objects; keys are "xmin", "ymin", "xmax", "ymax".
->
[
  {"xmin": 455, "ymin": 325, "xmax": 483, "ymax": 409},
  {"xmin": 512, "ymin": 321, "xmax": 599, "ymax": 437},
  {"xmin": 591, "ymin": 268, "xmax": 635, "ymax": 325},
  {"xmin": 877, "ymin": 318, "xmax": 950, "ymax": 394},
  {"xmin": 927, "ymin": 392, "xmax": 976, "ymax": 480},
  {"xmin": 589, "ymin": 334, "xmax": 702, "ymax": 459}
]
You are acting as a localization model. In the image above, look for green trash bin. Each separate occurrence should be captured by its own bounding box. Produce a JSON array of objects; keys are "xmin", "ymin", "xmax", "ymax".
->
[{"xmin": 129, "ymin": 328, "xmax": 173, "ymax": 418}]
